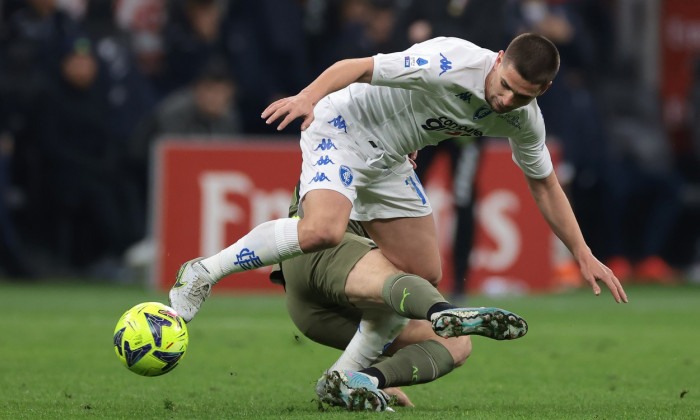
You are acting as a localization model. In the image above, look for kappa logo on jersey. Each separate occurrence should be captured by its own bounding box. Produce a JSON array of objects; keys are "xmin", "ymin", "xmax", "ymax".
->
[
  {"xmin": 421, "ymin": 116, "xmax": 483, "ymax": 137},
  {"xmin": 313, "ymin": 155, "xmax": 335, "ymax": 166},
  {"xmin": 339, "ymin": 165, "xmax": 353, "ymax": 187},
  {"xmin": 438, "ymin": 53, "xmax": 452, "ymax": 76},
  {"xmin": 310, "ymin": 172, "xmax": 330, "ymax": 183},
  {"xmin": 455, "ymin": 91, "xmax": 472, "ymax": 103},
  {"xmin": 404, "ymin": 55, "xmax": 430, "ymax": 68},
  {"xmin": 327, "ymin": 115, "xmax": 348, "ymax": 133},
  {"xmin": 497, "ymin": 113, "xmax": 522, "ymax": 129},
  {"xmin": 473, "ymin": 105, "xmax": 493, "ymax": 120},
  {"xmin": 314, "ymin": 138, "xmax": 338, "ymax": 151}
]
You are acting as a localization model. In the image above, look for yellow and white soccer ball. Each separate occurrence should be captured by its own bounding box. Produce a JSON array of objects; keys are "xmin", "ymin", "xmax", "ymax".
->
[{"xmin": 113, "ymin": 302, "xmax": 188, "ymax": 376}]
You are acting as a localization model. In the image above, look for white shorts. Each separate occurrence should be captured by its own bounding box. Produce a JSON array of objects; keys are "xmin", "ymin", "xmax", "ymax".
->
[{"xmin": 298, "ymin": 99, "xmax": 432, "ymax": 221}]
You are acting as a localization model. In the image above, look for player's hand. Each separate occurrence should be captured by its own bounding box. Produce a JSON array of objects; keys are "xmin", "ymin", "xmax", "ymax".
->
[
  {"xmin": 408, "ymin": 151, "xmax": 418, "ymax": 169},
  {"xmin": 261, "ymin": 92, "xmax": 315, "ymax": 131},
  {"xmin": 578, "ymin": 252, "xmax": 628, "ymax": 303},
  {"xmin": 383, "ymin": 387, "xmax": 414, "ymax": 407}
]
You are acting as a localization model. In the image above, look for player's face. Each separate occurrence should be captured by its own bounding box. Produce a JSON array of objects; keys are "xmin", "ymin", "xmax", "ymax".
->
[{"xmin": 485, "ymin": 51, "xmax": 550, "ymax": 114}]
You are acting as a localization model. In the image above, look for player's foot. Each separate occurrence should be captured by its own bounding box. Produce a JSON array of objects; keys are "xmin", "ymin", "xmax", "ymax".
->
[
  {"xmin": 431, "ymin": 307, "xmax": 528, "ymax": 340},
  {"xmin": 316, "ymin": 373, "xmax": 344, "ymax": 407},
  {"xmin": 316, "ymin": 370, "xmax": 391, "ymax": 412},
  {"xmin": 168, "ymin": 257, "xmax": 216, "ymax": 322}
]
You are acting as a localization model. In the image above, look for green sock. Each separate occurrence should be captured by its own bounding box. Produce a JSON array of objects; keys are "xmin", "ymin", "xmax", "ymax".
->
[
  {"xmin": 370, "ymin": 340, "xmax": 454, "ymax": 387},
  {"xmin": 381, "ymin": 273, "xmax": 449, "ymax": 319}
]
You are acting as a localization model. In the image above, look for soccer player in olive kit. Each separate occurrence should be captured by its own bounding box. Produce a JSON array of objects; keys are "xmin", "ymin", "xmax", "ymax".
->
[
  {"xmin": 269, "ymin": 183, "xmax": 526, "ymax": 411},
  {"xmin": 169, "ymin": 33, "xmax": 628, "ymax": 410}
]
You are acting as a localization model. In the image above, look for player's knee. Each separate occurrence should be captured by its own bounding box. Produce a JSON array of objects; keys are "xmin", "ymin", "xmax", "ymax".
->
[
  {"xmin": 421, "ymin": 266, "xmax": 442, "ymax": 288},
  {"xmin": 449, "ymin": 336, "xmax": 472, "ymax": 367},
  {"xmin": 396, "ymin": 264, "xmax": 442, "ymax": 287},
  {"xmin": 297, "ymin": 220, "xmax": 345, "ymax": 252}
]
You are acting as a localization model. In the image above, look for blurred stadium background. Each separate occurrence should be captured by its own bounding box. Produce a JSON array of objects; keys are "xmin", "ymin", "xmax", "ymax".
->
[{"xmin": 1, "ymin": 0, "xmax": 700, "ymax": 293}]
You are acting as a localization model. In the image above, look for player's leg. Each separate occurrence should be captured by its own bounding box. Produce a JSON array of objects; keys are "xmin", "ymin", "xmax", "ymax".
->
[
  {"xmin": 326, "ymin": 246, "xmax": 451, "ymax": 375},
  {"xmin": 343, "ymin": 248, "xmax": 528, "ymax": 340},
  {"xmin": 190, "ymin": 189, "xmax": 352, "ymax": 278},
  {"xmin": 362, "ymin": 214, "xmax": 443, "ymax": 286},
  {"xmin": 284, "ymin": 290, "xmax": 362, "ymax": 351},
  {"xmin": 387, "ymin": 320, "xmax": 471, "ymax": 368},
  {"xmin": 283, "ymin": 229, "xmax": 525, "ymax": 410},
  {"xmin": 285, "ymin": 306, "xmax": 395, "ymax": 411},
  {"xmin": 318, "ymin": 320, "xmax": 471, "ymax": 409},
  {"xmin": 359, "ymin": 320, "xmax": 471, "ymax": 389},
  {"xmin": 381, "ymin": 271, "xmax": 528, "ymax": 340},
  {"xmin": 282, "ymin": 232, "xmax": 408, "ymax": 367},
  {"xmin": 169, "ymin": 189, "xmax": 353, "ymax": 322},
  {"xmin": 315, "ymin": 248, "xmax": 525, "ymax": 411},
  {"xmin": 334, "ymin": 320, "xmax": 471, "ymax": 407},
  {"xmin": 324, "ymin": 309, "xmax": 407, "ymax": 374},
  {"xmin": 282, "ymin": 244, "xmax": 398, "ymax": 412},
  {"xmin": 375, "ymin": 319, "xmax": 472, "ymax": 407}
]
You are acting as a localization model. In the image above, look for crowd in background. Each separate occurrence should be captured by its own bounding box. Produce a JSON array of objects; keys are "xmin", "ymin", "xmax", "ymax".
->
[{"xmin": 0, "ymin": 0, "xmax": 698, "ymax": 286}]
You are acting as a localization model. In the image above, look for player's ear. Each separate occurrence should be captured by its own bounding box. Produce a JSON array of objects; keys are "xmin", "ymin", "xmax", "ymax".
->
[
  {"xmin": 538, "ymin": 81, "xmax": 553, "ymax": 96},
  {"xmin": 495, "ymin": 50, "xmax": 505, "ymax": 67}
]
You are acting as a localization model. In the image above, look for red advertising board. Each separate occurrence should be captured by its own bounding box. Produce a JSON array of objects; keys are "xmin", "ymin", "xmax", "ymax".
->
[
  {"xmin": 154, "ymin": 139, "xmax": 555, "ymax": 294},
  {"xmin": 661, "ymin": 0, "xmax": 700, "ymax": 151}
]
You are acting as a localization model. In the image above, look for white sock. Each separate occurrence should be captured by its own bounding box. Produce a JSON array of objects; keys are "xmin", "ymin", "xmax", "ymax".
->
[
  {"xmin": 201, "ymin": 218, "xmax": 302, "ymax": 281},
  {"xmin": 329, "ymin": 311, "xmax": 408, "ymax": 374}
]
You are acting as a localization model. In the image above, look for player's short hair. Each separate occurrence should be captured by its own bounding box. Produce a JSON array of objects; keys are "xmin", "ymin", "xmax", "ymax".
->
[{"xmin": 503, "ymin": 33, "xmax": 560, "ymax": 87}]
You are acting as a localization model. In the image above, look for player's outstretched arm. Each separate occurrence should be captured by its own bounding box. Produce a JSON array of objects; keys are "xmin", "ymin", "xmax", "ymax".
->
[
  {"xmin": 261, "ymin": 57, "xmax": 374, "ymax": 131},
  {"xmin": 525, "ymin": 171, "xmax": 628, "ymax": 303}
]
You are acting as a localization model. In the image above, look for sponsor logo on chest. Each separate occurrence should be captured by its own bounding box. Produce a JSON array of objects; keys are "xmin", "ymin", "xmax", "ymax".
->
[{"xmin": 421, "ymin": 116, "xmax": 483, "ymax": 137}]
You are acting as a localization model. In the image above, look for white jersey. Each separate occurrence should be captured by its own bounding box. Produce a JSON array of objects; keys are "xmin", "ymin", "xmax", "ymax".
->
[{"xmin": 323, "ymin": 37, "xmax": 552, "ymax": 179}]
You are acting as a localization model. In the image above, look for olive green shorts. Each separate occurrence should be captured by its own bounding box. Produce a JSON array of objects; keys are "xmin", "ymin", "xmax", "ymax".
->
[{"xmin": 279, "ymin": 232, "xmax": 377, "ymax": 350}]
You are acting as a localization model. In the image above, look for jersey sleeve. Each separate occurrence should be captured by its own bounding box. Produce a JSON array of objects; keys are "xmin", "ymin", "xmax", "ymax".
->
[
  {"xmin": 371, "ymin": 37, "xmax": 466, "ymax": 96},
  {"xmin": 508, "ymin": 107, "xmax": 553, "ymax": 179}
]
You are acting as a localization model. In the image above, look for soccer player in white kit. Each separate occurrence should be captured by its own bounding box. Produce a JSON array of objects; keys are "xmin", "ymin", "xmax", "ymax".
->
[{"xmin": 169, "ymin": 33, "xmax": 628, "ymax": 410}]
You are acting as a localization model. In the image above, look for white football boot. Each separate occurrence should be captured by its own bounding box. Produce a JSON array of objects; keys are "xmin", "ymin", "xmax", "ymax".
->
[{"xmin": 168, "ymin": 257, "xmax": 217, "ymax": 323}]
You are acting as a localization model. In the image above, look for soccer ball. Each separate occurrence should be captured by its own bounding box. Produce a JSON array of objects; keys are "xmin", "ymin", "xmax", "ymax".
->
[{"xmin": 113, "ymin": 302, "xmax": 189, "ymax": 376}]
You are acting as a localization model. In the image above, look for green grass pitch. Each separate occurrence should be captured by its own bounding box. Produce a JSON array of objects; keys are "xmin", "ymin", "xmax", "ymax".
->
[{"xmin": 0, "ymin": 280, "xmax": 697, "ymax": 419}]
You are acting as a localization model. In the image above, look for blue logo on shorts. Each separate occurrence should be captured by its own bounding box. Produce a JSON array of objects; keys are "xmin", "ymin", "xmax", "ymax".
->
[
  {"xmin": 339, "ymin": 165, "xmax": 353, "ymax": 187},
  {"xmin": 313, "ymin": 155, "xmax": 335, "ymax": 166},
  {"xmin": 310, "ymin": 172, "xmax": 331, "ymax": 183},
  {"xmin": 328, "ymin": 115, "xmax": 348, "ymax": 133},
  {"xmin": 314, "ymin": 138, "xmax": 338, "ymax": 151}
]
